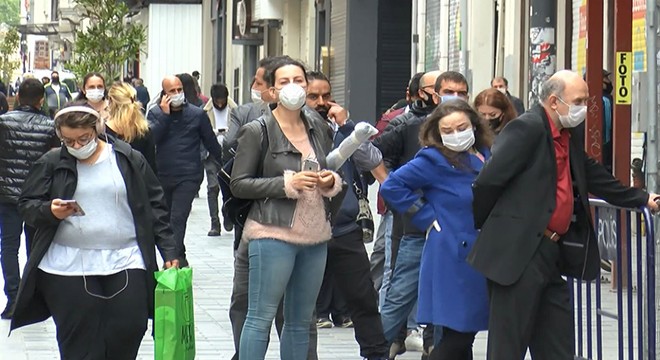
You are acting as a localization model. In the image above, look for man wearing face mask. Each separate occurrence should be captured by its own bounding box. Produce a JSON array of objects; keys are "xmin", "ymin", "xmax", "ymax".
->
[
  {"xmin": 373, "ymin": 71, "xmax": 470, "ymax": 358},
  {"xmin": 202, "ymin": 83, "xmax": 237, "ymax": 236},
  {"xmin": 222, "ymin": 57, "xmax": 280, "ymax": 163},
  {"xmin": 470, "ymin": 70, "xmax": 660, "ymax": 359},
  {"xmin": 491, "ymin": 76, "xmax": 525, "ymax": 116},
  {"xmin": 44, "ymin": 71, "xmax": 72, "ymax": 117},
  {"xmin": 148, "ymin": 75, "xmax": 223, "ymax": 267}
]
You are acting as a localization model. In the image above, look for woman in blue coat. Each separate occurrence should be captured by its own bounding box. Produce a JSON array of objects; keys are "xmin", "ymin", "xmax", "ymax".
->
[{"xmin": 381, "ymin": 100, "xmax": 493, "ymax": 359}]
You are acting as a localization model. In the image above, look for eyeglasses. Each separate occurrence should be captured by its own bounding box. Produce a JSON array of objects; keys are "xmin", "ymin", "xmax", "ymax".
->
[{"xmin": 61, "ymin": 133, "xmax": 95, "ymax": 147}]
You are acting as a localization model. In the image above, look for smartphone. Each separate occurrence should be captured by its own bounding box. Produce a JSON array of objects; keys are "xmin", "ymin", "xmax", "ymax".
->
[
  {"xmin": 303, "ymin": 159, "xmax": 319, "ymax": 172},
  {"xmin": 61, "ymin": 200, "xmax": 85, "ymax": 216}
]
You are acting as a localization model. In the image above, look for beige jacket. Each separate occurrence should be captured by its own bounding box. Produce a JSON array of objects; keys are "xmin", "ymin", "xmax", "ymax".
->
[{"xmin": 204, "ymin": 97, "xmax": 238, "ymax": 129}]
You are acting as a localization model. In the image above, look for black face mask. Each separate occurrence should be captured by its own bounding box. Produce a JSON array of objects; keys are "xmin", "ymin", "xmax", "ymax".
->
[
  {"xmin": 489, "ymin": 116, "xmax": 502, "ymax": 130},
  {"xmin": 421, "ymin": 91, "xmax": 436, "ymax": 108},
  {"xmin": 213, "ymin": 102, "xmax": 228, "ymax": 111},
  {"xmin": 51, "ymin": 77, "xmax": 60, "ymax": 84},
  {"xmin": 604, "ymin": 82, "xmax": 613, "ymax": 95},
  {"xmin": 316, "ymin": 107, "xmax": 330, "ymax": 120}
]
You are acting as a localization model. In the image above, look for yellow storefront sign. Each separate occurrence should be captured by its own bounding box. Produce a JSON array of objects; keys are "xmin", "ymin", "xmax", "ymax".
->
[{"xmin": 615, "ymin": 52, "xmax": 632, "ymax": 105}]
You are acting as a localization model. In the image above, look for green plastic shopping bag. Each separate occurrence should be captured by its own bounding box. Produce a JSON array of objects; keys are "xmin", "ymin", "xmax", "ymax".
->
[{"xmin": 154, "ymin": 267, "xmax": 195, "ymax": 360}]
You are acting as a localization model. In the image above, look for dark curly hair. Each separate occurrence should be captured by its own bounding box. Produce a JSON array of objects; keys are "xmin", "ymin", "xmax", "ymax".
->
[{"xmin": 419, "ymin": 99, "xmax": 494, "ymax": 170}]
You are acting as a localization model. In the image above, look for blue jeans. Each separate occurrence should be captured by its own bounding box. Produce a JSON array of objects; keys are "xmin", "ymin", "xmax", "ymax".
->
[
  {"xmin": 0, "ymin": 203, "xmax": 34, "ymax": 304},
  {"xmin": 380, "ymin": 234, "xmax": 425, "ymax": 343},
  {"xmin": 240, "ymin": 239, "xmax": 327, "ymax": 360}
]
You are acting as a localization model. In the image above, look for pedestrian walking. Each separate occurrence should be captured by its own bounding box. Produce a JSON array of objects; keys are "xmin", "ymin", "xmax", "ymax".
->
[{"xmin": 11, "ymin": 103, "xmax": 179, "ymax": 359}]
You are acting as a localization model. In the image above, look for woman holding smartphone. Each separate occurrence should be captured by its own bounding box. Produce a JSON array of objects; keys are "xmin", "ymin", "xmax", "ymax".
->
[
  {"xmin": 10, "ymin": 102, "xmax": 179, "ymax": 359},
  {"xmin": 230, "ymin": 56, "xmax": 342, "ymax": 360}
]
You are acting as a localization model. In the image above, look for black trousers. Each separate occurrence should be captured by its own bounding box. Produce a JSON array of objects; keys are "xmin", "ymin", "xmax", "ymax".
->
[
  {"xmin": 38, "ymin": 269, "xmax": 148, "ymax": 360},
  {"xmin": 429, "ymin": 327, "xmax": 476, "ymax": 360},
  {"xmin": 162, "ymin": 178, "xmax": 202, "ymax": 266},
  {"xmin": 327, "ymin": 228, "xmax": 388, "ymax": 358},
  {"xmin": 316, "ymin": 260, "xmax": 350, "ymax": 322},
  {"xmin": 486, "ymin": 237, "xmax": 574, "ymax": 360}
]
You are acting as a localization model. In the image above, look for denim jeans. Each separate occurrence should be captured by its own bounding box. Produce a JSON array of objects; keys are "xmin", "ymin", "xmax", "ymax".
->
[
  {"xmin": 240, "ymin": 239, "xmax": 327, "ymax": 360},
  {"xmin": 0, "ymin": 203, "xmax": 34, "ymax": 304},
  {"xmin": 380, "ymin": 234, "xmax": 425, "ymax": 343}
]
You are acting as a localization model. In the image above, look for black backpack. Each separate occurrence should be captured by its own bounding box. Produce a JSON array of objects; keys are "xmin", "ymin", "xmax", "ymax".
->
[{"xmin": 218, "ymin": 118, "xmax": 268, "ymax": 237}]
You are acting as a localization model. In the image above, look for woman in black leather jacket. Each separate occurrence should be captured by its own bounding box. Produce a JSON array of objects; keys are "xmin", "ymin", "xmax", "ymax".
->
[{"xmin": 231, "ymin": 57, "xmax": 342, "ymax": 360}]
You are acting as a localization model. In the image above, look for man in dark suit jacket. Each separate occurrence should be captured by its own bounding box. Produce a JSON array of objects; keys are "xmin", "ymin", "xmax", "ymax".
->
[{"xmin": 469, "ymin": 70, "xmax": 659, "ymax": 359}]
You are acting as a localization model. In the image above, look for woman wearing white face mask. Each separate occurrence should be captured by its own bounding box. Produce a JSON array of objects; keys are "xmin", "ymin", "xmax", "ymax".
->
[
  {"xmin": 230, "ymin": 57, "xmax": 343, "ymax": 360},
  {"xmin": 76, "ymin": 72, "xmax": 108, "ymax": 117},
  {"xmin": 380, "ymin": 100, "xmax": 494, "ymax": 360},
  {"xmin": 11, "ymin": 102, "xmax": 179, "ymax": 359}
]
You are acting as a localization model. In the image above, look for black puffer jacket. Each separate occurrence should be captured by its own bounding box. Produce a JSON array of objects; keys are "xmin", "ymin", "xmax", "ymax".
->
[{"xmin": 0, "ymin": 106, "xmax": 59, "ymax": 204}]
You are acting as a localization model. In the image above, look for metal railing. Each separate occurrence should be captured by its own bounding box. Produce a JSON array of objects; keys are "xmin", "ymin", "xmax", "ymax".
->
[{"xmin": 570, "ymin": 199, "xmax": 656, "ymax": 360}]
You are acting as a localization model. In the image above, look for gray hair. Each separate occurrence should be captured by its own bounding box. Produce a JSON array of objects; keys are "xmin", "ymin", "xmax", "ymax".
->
[{"xmin": 539, "ymin": 77, "xmax": 566, "ymax": 103}]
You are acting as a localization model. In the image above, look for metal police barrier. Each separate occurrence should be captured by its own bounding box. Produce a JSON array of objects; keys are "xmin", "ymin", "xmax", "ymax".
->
[{"xmin": 570, "ymin": 199, "xmax": 656, "ymax": 360}]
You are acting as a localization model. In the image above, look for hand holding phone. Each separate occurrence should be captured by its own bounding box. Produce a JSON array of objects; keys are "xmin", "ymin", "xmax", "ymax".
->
[
  {"xmin": 160, "ymin": 93, "xmax": 171, "ymax": 114},
  {"xmin": 303, "ymin": 159, "xmax": 319, "ymax": 172},
  {"xmin": 60, "ymin": 200, "xmax": 85, "ymax": 216}
]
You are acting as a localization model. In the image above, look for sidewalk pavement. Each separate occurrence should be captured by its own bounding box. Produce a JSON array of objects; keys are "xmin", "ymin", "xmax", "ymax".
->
[{"xmin": 0, "ymin": 186, "xmax": 628, "ymax": 359}]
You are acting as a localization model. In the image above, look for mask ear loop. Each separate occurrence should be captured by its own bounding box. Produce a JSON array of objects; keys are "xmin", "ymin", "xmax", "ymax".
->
[{"xmin": 80, "ymin": 134, "xmax": 130, "ymax": 300}]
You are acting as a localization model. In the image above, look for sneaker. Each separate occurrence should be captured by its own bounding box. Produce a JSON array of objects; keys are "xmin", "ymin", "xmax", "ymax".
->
[
  {"xmin": 316, "ymin": 317, "xmax": 333, "ymax": 329},
  {"xmin": 340, "ymin": 317, "xmax": 354, "ymax": 328},
  {"xmin": 405, "ymin": 327, "xmax": 424, "ymax": 352},
  {"xmin": 388, "ymin": 340, "xmax": 406, "ymax": 359}
]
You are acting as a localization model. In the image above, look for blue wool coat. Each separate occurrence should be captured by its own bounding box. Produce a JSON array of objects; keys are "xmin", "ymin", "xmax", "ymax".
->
[{"xmin": 380, "ymin": 146, "xmax": 490, "ymax": 332}]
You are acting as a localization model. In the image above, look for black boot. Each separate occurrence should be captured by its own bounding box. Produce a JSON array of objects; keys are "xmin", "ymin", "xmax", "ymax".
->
[
  {"xmin": 207, "ymin": 186, "xmax": 221, "ymax": 236},
  {"xmin": 208, "ymin": 217, "xmax": 221, "ymax": 236}
]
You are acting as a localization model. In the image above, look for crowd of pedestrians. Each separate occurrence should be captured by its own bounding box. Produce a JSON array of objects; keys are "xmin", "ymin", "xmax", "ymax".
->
[{"xmin": 0, "ymin": 58, "xmax": 657, "ymax": 360}]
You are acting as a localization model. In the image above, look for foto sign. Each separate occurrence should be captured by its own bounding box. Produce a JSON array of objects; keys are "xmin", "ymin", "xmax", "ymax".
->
[{"xmin": 616, "ymin": 52, "xmax": 632, "ymax": 105}]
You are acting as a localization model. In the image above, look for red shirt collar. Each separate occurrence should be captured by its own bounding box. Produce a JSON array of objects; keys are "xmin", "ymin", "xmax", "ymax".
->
[{"xmin": 544, "ymin": 108, "xmax": 567, "ymax": 140}]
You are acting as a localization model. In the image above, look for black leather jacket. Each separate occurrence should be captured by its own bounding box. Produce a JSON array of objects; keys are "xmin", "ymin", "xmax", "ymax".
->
[
  {"xmin": 230, "ymin": 110, "xmax": 336, "ymax": 228},
  {"xmin": 0, "ymin": 106, "xmax": 59, "ymax": 204}
]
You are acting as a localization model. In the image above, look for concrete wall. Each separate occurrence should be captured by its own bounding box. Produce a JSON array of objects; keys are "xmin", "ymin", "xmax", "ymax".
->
[
  {"xmin": 201, "ymin": 0, "xmax": 214, "ymax": 96},
  {"xmin": 142, "ymin": 4, "xmax": 203, "ymax": 98}
]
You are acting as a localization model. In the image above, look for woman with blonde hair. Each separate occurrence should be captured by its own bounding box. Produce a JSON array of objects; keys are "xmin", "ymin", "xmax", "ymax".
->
[{"xmin": 105, "ymin": 82, "xmax": 157, "ymax": 171}]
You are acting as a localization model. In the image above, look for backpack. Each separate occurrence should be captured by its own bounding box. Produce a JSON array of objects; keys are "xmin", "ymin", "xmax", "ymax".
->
[{"xmin": 218, "ymin": 118, "xmax": 268, "ymax": 238}]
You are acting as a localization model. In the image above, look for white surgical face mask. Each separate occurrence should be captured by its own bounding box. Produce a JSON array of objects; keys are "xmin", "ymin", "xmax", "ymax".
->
[
  {"xmin": 170, "ymin": 93, "xmax": 185, "ymax": 107},
  {"xmin": 441, "ymin": 128, "xmax": 476, "ymax": 152},
  {"xmin": 67, "ymin": 139, "xmax": 98, "ymax": 160},
  {"xmin": 496, "ymin": 87, "xmax": 507, "ymax": 94},
  {"xmin": 86, "ymin": 89, "xmax": 104, "ymax": 103},
  {"xmin": 555, "ymin": 97, "xmax": 587, "ymax": 128},
  {"xmin": 277, "ymin": 83, "xmax": 306, "ymax": 111},
  {"xmin": 251, "ymin": 88, "xmax": 264, "ymax": 105}
]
